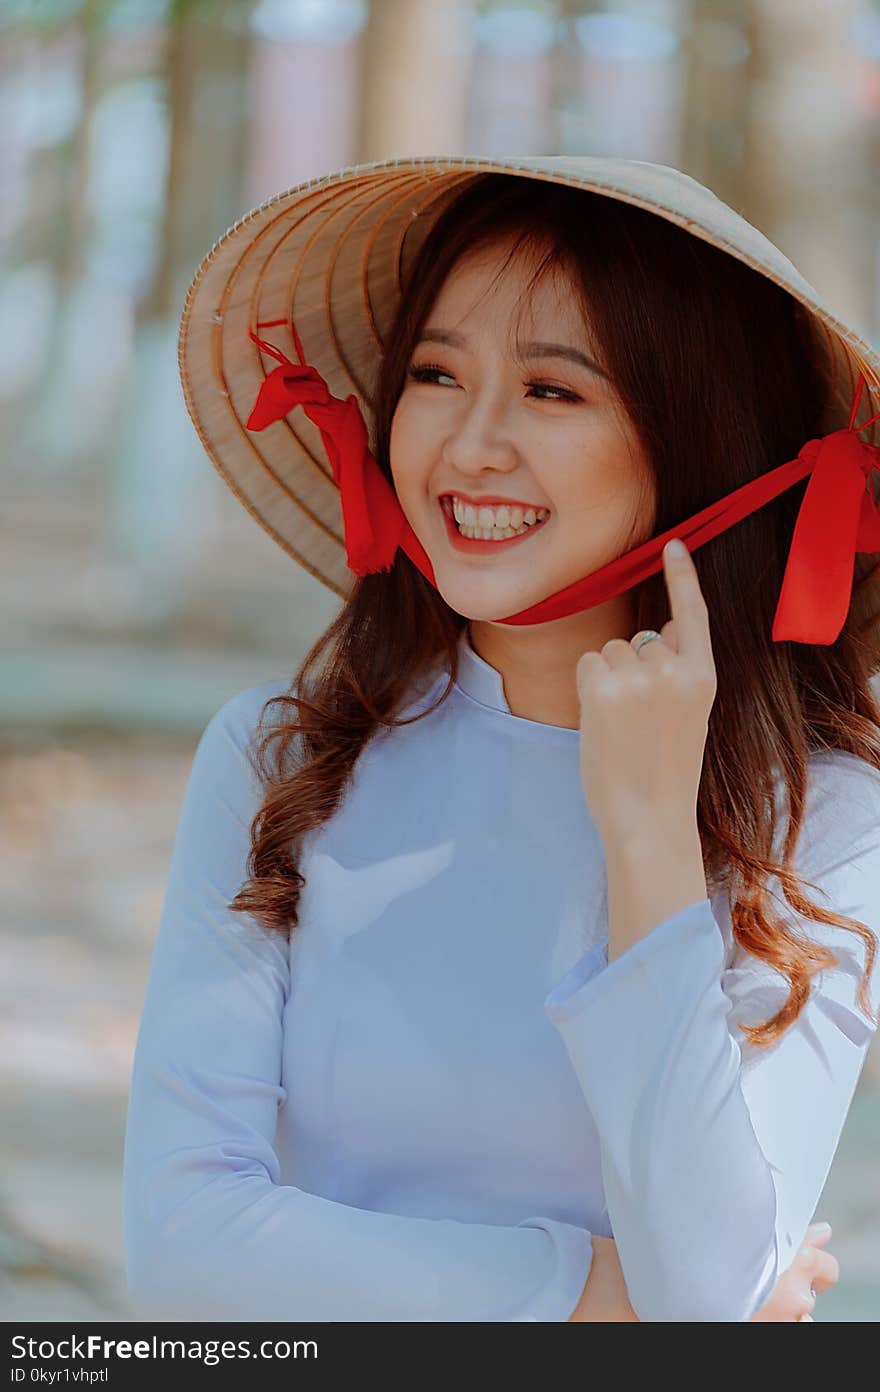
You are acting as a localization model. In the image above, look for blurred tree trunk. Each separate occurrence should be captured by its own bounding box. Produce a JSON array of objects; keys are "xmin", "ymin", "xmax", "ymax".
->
[
  {"xmin": 59, "ymin": 0, "xmax": 104, "ymax": 292},
  {"xmin": 105, "ymin": 0, "xmax": 257, "ymax": 624},
  {"xmin": 743, "ymin": 0, "xmax": 874, "ymax": 339},
  {"xmin": 355, "ymin": 0, "xmax": 474, "ymax": 161},
  {"xmin": 144, "ymin": 0, "xmax": 256, "ymax": 323},
  {"xmin": 552, "ymin": 0, "xmax": 587, "ymax": 153},
  {"xmin": 10, "ymin": 0, "xmax": 106, "ymax": 479},
  {"xmin": 679, "ymin": 0, "xmax": 750, "ymax": 208}
]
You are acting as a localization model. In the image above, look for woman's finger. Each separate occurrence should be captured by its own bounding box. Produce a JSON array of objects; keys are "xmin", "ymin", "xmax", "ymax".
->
[
  {"xmin": 750, "ymin": 1227, "xmax": 837, "ymax": 1322},
  {"xmin": 795, "ymin": 1241, "xmax": 839, "ymax": 1288},
  {"xmin": 808, "ymin": 1248, "xmax": 840, "ymax": 1294},
  {"xmin": 660, "ymin": 538, "xmax": 713, "ymax": 665},
  {"xmin": 789, "ymin": 1242, "xmax": 839, "ymax": 1322},
  {"xmin": 804, "ymin": 1222, "xmax": 833, "ymax": 1246}
]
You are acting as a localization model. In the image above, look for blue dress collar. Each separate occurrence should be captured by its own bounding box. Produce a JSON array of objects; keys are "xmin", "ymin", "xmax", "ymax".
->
[{"xmin": 453, "ymin": 624, "xmax": 511, "ymax": 713}]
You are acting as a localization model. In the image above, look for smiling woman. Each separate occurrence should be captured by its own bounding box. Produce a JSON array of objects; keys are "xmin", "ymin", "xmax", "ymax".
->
[{"xmin": 127, "ymin": 160, "xmax": 880, "ymax": 1323}]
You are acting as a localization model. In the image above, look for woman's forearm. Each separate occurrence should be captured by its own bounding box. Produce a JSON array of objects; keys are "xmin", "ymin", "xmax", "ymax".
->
[
  {"xmin": 604, "ymin": 822, "xmax": 708, "ymax": 963},
  {"xmin": 567, "ymin": 1235, "xmax": 640, "ymax": 1321},
  {"xmin": 567, "ymin": 830, "xmax": 704, "ymax": 1321}
]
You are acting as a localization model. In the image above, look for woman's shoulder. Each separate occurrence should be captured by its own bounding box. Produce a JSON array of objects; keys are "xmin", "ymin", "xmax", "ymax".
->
[
  {"xmin": 189, "ymin": 678, "xmax": 298, "ymax": 798},
  {"xmin": 805, "ymin": 746, "xmax": 880, "ymax": 798},
  {"xmin": 797, "ymin": 749, "xmax": 880, "ymax": 853},
  {"xmin": 203, "ymin": 676, "xmax": 296, "ymax": 742},
  {"xmin": 768, "ymin": 748, "xmax": 880, "ymax": 836}
]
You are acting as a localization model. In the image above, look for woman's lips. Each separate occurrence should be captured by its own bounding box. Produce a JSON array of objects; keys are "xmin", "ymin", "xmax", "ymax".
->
[{"xmin": 438, "ymin": 497, "xmax": 549, "ymax": 554}]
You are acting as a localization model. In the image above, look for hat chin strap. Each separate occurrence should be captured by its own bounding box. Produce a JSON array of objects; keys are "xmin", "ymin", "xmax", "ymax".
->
[{"xmin": 247, "ymin": 319, "xmax": 880, "ymax": 647}]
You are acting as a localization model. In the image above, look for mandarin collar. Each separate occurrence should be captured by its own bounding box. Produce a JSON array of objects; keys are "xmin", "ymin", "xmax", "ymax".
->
[{"xmin": 453, "ymin": 624, "xmax": 512, "ymax": 713}]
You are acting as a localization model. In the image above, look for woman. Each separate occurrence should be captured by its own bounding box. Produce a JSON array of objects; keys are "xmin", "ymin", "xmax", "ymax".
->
[{"xmin": 123, "ymin": 157, "xmax": 880, "ymax": 1321}]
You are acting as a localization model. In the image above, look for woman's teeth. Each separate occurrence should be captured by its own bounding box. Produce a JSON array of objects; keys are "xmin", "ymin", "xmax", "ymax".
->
[{"xmin": 446, "ymin": 497, "xmax": 549, "ymax": 540}]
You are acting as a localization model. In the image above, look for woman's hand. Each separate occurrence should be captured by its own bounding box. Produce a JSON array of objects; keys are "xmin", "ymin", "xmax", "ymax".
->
[
  {"xmin": 575, "ymin": 538, "xmax": 717, "ymax": 848},
  {"xmin": 749, "ymin": 1222, "xmax": 839, "ymax": 1322},
  {"xmin": 567, "ymin": 1223, "xmax": 838, "ymax": 1322}
]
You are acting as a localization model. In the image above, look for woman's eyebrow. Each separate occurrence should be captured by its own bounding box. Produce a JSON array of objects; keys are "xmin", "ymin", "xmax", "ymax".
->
[{"xmin": 416, "ymin": 327, "xmax": 610, "ymax": 380}]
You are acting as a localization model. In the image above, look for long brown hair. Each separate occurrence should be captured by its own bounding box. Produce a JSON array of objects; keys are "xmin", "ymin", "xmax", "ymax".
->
[{"xmin": 229, "ymin": 172, "xmax": 880, "ymax": 1048}]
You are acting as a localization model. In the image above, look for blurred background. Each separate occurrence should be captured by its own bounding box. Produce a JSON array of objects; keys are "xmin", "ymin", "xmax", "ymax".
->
[{"xmin": 2, "ymin": 0, "xmax": 879, "ymax": 1321}]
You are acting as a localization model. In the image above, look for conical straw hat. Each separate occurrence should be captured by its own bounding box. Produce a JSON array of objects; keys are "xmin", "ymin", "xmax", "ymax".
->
[{"xmin": 177, "ymin": 154, "xmax": 880, "ymax": 662}]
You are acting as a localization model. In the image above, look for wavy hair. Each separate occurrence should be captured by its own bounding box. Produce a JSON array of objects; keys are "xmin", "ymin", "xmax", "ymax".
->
[{"xmin": 228, "ymin": 173, "xmax": 880, "ymax": 1048}]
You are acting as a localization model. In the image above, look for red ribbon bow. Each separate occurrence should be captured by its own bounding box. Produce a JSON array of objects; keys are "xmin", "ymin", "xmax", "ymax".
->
[
  {"xmin": 245, "ymin": 319, "xmax": 414, "ymax": 577},
  {"xmin": 771, "ymin": 387, "xmax": 880, "ymax": 642},
  {"xmin": 244, "ymin": 316, "xmax": 880, "ymax": 644}
]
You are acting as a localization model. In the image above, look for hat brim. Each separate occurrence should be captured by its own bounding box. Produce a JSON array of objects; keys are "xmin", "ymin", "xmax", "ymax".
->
[{"xmin": 178, "ymin": 154, "xmax": 880, "ymax": 656}]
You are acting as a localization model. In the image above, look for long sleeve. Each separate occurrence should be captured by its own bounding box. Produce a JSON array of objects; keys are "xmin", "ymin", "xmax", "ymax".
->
[
  {"xmin": 123, "ymin": 687, "xmax": 593, "ymax": 1323},
  {"xmin": 543, "ymin": 754, "xmax": 880, "ymax": 1322}
]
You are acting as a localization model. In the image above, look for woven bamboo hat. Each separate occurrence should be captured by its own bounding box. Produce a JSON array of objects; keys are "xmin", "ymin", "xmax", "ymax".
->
[{"xmin": 177, "ymin": 153, "xmax": 880, "ymax": 655}]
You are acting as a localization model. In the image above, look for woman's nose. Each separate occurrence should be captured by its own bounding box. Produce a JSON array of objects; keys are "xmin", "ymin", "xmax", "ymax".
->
[{"xmin": 441, "ymin": 406, "xmax": 519, "ymax": 473}]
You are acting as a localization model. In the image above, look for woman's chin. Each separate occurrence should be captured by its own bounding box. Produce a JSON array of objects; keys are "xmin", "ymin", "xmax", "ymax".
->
[{"xmin": 430, "ymin": 568, "xmax": 554, "ymax": 620}]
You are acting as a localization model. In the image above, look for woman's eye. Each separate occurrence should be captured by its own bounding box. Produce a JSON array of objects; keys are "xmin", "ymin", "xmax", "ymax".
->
[
  {"xmin": 405, "ymin": 363, "xmax": 578, "ymax": 402},
  {"xmin": 407, "ymin": 364, "xmax": 457, "ymax": 388}
]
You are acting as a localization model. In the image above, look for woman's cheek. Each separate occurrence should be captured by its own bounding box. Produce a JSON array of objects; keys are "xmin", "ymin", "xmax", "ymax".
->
[
  {"xmin": 389, "ymin": 446, "xmax": 427, "ymax": 523},
  {"xmin": 391, "ymin": 416, "xmax": 437, "ymax": 497}
]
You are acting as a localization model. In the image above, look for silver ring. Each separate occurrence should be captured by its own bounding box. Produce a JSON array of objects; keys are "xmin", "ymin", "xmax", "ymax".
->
[
  {"xmin": 634, "ymin": 629, "xmax": 664, "ymax": 654},
  {"xmin": 810, "ymin": 1285, "xmax": 817, "ymax": 1300}
]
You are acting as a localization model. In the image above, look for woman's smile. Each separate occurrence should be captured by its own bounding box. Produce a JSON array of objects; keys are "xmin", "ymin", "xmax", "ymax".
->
[{"xmin": 438, "ymin": 493, "xmax": 551, "ymax": 554}]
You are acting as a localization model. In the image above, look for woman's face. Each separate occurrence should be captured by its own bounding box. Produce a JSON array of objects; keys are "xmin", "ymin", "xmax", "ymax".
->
[{"xmin": 390, "ymin": 236, "xmax": 656, "ymax": 625}]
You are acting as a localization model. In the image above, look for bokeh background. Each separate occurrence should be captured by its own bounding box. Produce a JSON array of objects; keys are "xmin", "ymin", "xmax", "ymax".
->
[{"xmin": 2, "ymin": 0, "xmax": 880, "ymax": 1321}]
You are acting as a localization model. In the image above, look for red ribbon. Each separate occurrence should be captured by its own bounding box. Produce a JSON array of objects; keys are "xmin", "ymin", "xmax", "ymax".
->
[{"xmin": 245, "ymin": 316, "xmax": 880, "ymax": 644}]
